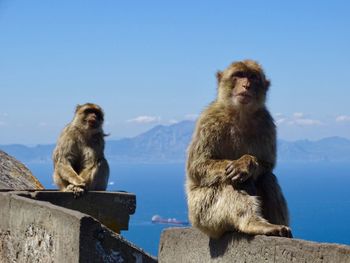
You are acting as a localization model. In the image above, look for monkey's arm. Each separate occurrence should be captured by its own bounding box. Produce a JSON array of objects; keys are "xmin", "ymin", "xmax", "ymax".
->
[
  {"xmin": 79, "ymin": 162, "xmax": 95, "ymax": 178},
  {"xmin": 231, "ymin": 112, "xmax": 277, "ymax": 183},
  {"xmin": 53, "ymin": 133, "xmax": 87, "ymax": 188},
  {"xmin": 254, "ymin": 109, "xmax": 277, "ymax": 177},
  {"xmin": 55, "ymin": 161, "xmax": 86, "ymax": 187},
  {"xmin": 187, "ymin": 123, "xmax": 234, "ymax": 187},
  {"xmin": 254, "ymin": 127, "xmax": 277, "ymax": 179},
  {"xmin": 187, "ymin": 156, "xmax": 232, "ymax": 187}
]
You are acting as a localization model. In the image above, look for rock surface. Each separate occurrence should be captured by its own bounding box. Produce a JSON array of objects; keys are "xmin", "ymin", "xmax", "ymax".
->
[{"xmin": 0, "ymin": 150, "xmax": 43, "ymax": 189}]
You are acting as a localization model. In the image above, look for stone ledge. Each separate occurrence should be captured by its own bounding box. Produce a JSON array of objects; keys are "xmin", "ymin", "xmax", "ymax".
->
[
  {"xmin": 0, "ymin": 192, "xmax": 156, "ymax": 263},
  {"xmin": 159, "ymin": 227, "xmax": 350, "ymax": 263},
  {"xmin": 1, "ymin": 190, "xmax": 135, "ymax": 233}
]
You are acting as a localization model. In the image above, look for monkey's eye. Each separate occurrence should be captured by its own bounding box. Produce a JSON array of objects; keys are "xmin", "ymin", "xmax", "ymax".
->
[
  {"xmin": 231, "ymin": 71, "xmax": 245, "ymax": 78},
  {"xmin": 95, "ymin": 112, "xmax": 103, "ymax": 121},
  {"xmin": 250, "ymin": 74, "xmax": 259, "ymax": 81},
  {"xmin": 84, "ymin": 109, "xmax": 95, "ymax": 115},
  {"xmin": 249, "ymin": 74, "xmax": 263, "ymax": 85},
  {"xmin": 84, "ymin": 109, "xmax": 103, "ymax": 120}
]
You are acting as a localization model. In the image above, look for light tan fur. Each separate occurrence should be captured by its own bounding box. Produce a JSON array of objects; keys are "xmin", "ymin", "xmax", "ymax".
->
[
  {"xmin": 186, "ymin": 60, "xmax": 292, "ymax": 239},
  {"xmin": 53, "ymin": 103, "xmax": 109, "ymax": 197}
]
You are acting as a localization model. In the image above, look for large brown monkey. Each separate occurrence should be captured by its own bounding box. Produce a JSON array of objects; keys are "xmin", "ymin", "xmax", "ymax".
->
[
  {"xmin": 186, "ymin": 60, "xmax": 292, "ymax": 239},
  {"xmin": 53, "ymin": 103, "xmax": 109, "ymax": 197}
]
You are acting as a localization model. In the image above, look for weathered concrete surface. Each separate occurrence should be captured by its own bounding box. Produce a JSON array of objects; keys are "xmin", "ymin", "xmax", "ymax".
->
[
  {"xmin": 0, "ymin": 150, "xmax": 43, "ymax": 189},
  {"xmin": 11, "ymin": 190, "xmax": 136, "ymax": 233},
  {"xmin": 0, "ymin": 192, "xmax": 156, "ymax": 263},
  {"xmin": 159, "ymin": 227, "xmax": 350, "ymax": 263}
]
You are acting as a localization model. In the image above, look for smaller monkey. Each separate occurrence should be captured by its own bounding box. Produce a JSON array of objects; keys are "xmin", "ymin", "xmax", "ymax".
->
[{"xmin": 53, "ymin": 103, "xmax": 109, "ymax": 197}]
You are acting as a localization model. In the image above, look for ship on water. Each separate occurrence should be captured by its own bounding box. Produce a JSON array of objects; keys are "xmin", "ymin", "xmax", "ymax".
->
[{"xmin": 151, "ymin": 215, "xmax": 189, "ymax": 226}]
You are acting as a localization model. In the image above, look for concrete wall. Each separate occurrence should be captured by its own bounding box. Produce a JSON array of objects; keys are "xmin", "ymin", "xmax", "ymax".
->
[
  {"xmin": 159, "ymin": 227, "xmax": 350, "ymax": 263},
  {"xmin": 0, "ymin": 192, "xmax": 156, "ymax": 263},
  {"xmin": 2, "ymin": 182, "xmax": 350, "ymax": 263}
]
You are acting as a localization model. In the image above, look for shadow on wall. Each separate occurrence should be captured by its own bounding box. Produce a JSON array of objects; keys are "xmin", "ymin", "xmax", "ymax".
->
[{"xmin": 209, "ymin": 231, "xmax": 254, "ymax": 258}]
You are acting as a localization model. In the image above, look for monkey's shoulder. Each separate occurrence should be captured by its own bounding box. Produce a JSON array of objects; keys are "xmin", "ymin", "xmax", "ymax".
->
[
  {"xmin": 197, "ymin": 104, "xmax": 233, "ymax": 129},
  {"xmin": 248, "ymin": 109, "xmax": 276, "ymax": 131}
]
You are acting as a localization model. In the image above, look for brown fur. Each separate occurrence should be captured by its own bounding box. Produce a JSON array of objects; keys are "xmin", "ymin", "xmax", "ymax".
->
[
  {"xmin": 186, "ymin": 60, "xmax": 291, "ymax": 239},
  {"xmin": 53, "ymin": 103, "xmax": 109, "ymax": 197}
]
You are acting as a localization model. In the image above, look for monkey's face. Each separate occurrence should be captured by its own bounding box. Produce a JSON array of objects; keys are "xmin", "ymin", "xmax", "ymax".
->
[
  {"xmin": 84, "ymin": 108, "xmax": 103, "ymax": 129},
  {"xmin": 231, "ymin": 70, "xmax": 263, "ymax": 106},
  {"xmin": 217, "ymin": 60, "xmax": 270, "ymax": 110},
  {"xmin": 74, "ymin": 103, "xmax": 104, "ymax": 131}
]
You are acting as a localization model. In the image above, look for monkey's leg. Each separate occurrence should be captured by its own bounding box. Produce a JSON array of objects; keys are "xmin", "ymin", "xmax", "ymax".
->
[
  {"xmin": 91, "ymin": 158, "xmax": 109, "ymax": 190},
  {"xmin": 222, "ymin": 185, "xmax": 291, "ymax": 238},
  {"xmin": 80, "ymin": 158, "xmax": 109, "ymax": 191},
  {"xmin": 256, "ymin": 173, "xmax": 290, "ymax": 226},
  {"xmin": 189, "ymin": 185, "xmax": 292, "ymax": 238},
  {"xmin": 240, "ymin": 216, "xmax": 292, "ymax": 237}
]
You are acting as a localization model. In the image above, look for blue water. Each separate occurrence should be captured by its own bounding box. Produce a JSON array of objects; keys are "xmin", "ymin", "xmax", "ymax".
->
[{"xmin": 27, "ymin": 162, "xmax": 350, "ymax": 257}]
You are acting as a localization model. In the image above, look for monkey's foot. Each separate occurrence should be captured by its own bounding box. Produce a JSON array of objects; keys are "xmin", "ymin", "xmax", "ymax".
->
[
  {"xmin": 264, "ymin": 225, "xmax": 293, "ymax": 238},
  {"xmin": 65, "ymin": 184, "xmax": 85, "ymax": 198},
  {"xmin": 244, "ymin": 220, "xmax": 293, "ymax": 238}
]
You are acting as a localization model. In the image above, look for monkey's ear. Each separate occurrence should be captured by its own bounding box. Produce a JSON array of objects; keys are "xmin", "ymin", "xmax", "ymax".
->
[
  {"xmin": 265, "ymin": 79, "xmax": 271, "ymax": 90},
  {"xmin": 216, "ymin": 71, "xmax": 223, "ymax": 83},
  {"xmin": 75, "ymin": 104, "xmax": 82, "ymax": 113}
]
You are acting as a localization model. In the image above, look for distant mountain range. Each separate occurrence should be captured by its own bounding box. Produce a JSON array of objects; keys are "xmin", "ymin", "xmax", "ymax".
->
[{"xmin": 1, "ymin": 120, "xmax": 350, "ymax": 164}]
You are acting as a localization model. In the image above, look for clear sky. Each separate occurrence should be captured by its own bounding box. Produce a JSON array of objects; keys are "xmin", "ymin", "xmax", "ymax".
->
[{"xmin": 1, "ymin": 0, "xmax": 350, "ymax": 144}]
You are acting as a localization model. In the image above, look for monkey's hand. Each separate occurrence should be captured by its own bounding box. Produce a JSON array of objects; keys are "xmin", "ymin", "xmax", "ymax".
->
[{"xmin": 225, "ymin": 154, "xmax": 259, "ymax": 185}]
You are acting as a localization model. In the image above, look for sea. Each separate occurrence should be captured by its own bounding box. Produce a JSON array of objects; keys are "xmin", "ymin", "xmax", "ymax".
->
[{"xmin": 27, "ymin": 162, "xmax": 350, "ymax": 257}]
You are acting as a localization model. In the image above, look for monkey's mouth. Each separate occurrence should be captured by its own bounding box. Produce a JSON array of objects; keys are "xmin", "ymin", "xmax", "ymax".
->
[
  {"xmin": 236, "ymin": 93, "xmax": 253, "ymax": 104},
  {"xmin": 87, "ymin": 120, "xmax": 98, "ymax": 128}
]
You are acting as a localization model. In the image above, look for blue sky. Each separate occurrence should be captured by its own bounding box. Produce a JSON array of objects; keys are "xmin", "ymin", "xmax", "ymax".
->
[{"xmin": 1, "ymin": 0, "xmax": 350, "ymax": 144}]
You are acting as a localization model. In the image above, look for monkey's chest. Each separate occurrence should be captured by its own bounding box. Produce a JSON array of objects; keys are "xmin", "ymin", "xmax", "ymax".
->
[
  {"xmin": 219, "ymin": 130, "xmax": 270, "ymax": 160},
  {"xmin": 76, "ymin": 147, "xmax": 101, "ymax": 166}
]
